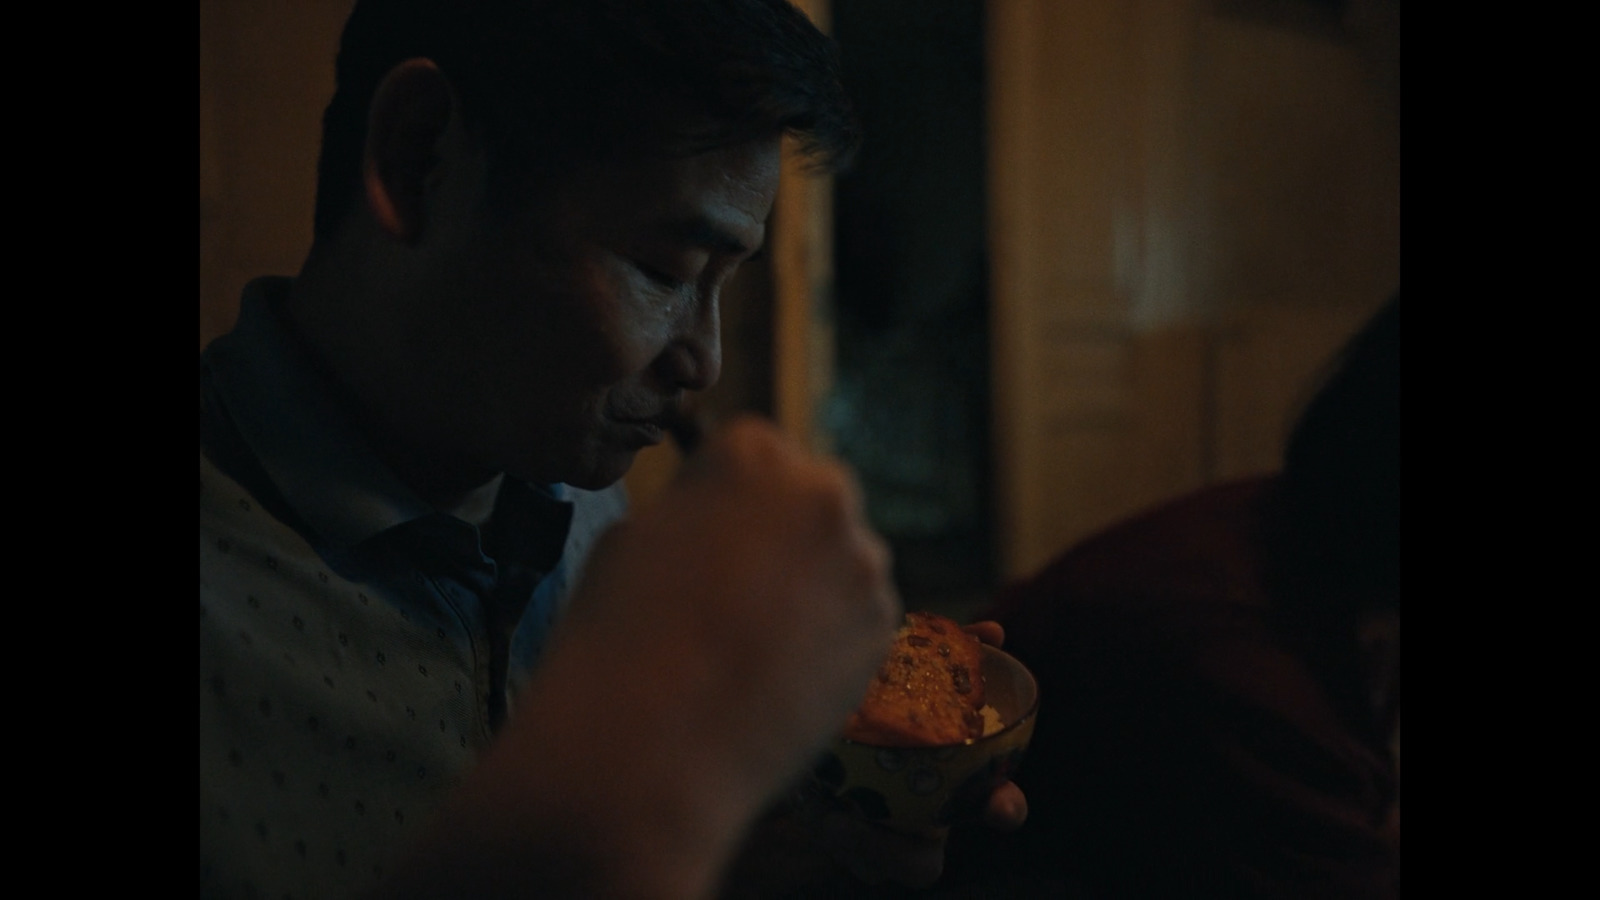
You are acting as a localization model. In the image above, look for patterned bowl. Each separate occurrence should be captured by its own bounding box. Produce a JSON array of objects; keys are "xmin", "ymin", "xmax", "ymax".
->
[{"xmin": 810, "ymin": 644, "xmax": 1039, "ymax": 838}]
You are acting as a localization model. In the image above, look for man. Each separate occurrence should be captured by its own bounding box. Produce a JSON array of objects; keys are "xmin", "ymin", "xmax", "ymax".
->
[{"xmin": 199, "ymin": 2, "xmax": 1020, "ymax": 897}]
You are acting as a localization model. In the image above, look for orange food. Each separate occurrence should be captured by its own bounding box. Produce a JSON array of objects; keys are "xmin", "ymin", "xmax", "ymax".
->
[{"xmin": 842, "ymin": 611, "xmax": 987, "ymax": 747}]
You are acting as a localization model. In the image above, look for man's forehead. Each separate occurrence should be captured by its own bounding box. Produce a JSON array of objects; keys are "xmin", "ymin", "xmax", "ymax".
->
[{"xmin": 574, "ymin": 138, "xmax": 780, "ymax": 242}]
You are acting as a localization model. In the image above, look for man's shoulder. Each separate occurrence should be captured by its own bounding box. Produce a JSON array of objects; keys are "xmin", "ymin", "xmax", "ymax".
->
[{"xmin": 200, "ymin": 450, "xmax": 319, "ymax": 574}]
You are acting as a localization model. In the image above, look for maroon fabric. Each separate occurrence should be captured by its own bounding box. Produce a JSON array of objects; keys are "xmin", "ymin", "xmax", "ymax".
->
[{"xmin": 949, "ymin": 478, "xmax": 1397, "ymax": 898}]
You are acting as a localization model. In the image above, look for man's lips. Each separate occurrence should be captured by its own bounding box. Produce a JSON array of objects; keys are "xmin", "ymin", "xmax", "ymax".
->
[
  {"xmin": 608, "ymin": 415, "xmax": 669, "ymax": 444},
  {"xmin": 608, "ymin": 398, "xmax": 693, "ymax": 446},
  {"xmin": 609, "ymin": 411, "xmax": 669, "ymax": 427},
  {"xmin": 612, "ymin": 406, "xmax": 704, "ymax": 452}
]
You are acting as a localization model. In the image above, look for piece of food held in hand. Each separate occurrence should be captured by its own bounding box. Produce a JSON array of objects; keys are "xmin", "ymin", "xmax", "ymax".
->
[
  {"xmin": 813, "ymin": 612, "xmax": 1040, "ymax": 837},
  {"xmin": 843, "ymin": 611, "xmax": 995, "ymax": 747}
]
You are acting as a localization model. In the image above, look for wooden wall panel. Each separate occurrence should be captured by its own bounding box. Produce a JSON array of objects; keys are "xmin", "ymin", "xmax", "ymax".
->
[
  {"xmin": 988, "ymin": 0, "xmax": 1398, "ymax": 578},
  {"xmin": 199, "ymin": 0, "xmax": 355, "ymax": 350}
]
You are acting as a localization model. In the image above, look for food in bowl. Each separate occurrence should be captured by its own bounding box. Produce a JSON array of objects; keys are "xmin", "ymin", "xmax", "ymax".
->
[
  {"xmin": 813, "ymin": 613, "xmax": 1040, "ymax": 837},
  {"xmin": 843, "ymin": 611, "xmax": 989, "ymax": 747}
]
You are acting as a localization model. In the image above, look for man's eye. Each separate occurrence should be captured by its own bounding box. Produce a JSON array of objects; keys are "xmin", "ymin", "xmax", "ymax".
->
[{"xmin": 637, "ymin": 263, "xmax": 690, "ymax": 292}]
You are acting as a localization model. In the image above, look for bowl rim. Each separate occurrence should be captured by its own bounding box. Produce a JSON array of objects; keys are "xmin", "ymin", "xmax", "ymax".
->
[{"xmin": 835, "ymin": 643, "xmax": 1041, "ymax": 751}]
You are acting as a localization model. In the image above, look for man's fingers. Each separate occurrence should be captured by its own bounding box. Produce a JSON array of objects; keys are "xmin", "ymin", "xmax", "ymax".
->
[
  {"xmin": 962, "ymin": 620, "xmax": 1005, "ymax": 649},
  {"xmin": 981, "ymin": 780, "xmax": 1029, "ymax": 832}
]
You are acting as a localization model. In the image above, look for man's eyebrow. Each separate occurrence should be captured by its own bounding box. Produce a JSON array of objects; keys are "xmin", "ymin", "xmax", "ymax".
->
[{"xmin": 674, "ymin": 216, "xmax": 763, "ymax": 258}]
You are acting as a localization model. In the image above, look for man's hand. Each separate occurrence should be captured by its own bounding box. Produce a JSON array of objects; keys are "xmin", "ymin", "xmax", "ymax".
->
[
  {"xmin": 560, "ymin": 416, "xmax": 905, "ymax": 791},
  {"xmin": 720, "ymin": 621, "xmax": 1030, "ymax": 896},
  {"xmin": 961, "ymin": 622, "xmax": 1030, "ymax": 834},
  {"xmin": 379, "ymin": 417, "xmax": 903, "ymax": 899}
]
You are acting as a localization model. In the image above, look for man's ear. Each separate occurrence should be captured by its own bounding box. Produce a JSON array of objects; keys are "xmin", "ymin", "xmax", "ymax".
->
[{"xmin": 363, "ymin": 58, "xmax": 455, "ymax": 244}]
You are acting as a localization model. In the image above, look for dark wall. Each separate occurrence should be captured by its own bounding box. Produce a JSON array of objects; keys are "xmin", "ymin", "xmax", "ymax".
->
[{"xmin": 829, "ymin": 0, "xmax": 992, "ymax": 611}]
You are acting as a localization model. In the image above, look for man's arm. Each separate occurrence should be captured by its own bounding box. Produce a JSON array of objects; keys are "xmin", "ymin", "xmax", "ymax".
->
[{"xmin": 374, "ymin": 417, "xmax": 903, "ymax": 899}]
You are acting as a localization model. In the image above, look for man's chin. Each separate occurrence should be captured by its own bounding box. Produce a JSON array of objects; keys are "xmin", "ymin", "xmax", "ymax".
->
[
  {"xmin": 559, "ymin": 448, "xmax": 640, "ymax": 492},
  {"xmin": 504, "ymin": 435, "xmax": 649, "ymax": 491}
]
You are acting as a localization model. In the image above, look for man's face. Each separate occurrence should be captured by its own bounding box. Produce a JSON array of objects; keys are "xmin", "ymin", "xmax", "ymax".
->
[{"xmin": 400, "ymin": 135, "xmax": 781, "ymax": 490}]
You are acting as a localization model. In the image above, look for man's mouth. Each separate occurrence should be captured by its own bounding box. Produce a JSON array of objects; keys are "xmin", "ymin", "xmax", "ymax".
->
[
  {"xmin": 607, "ymin": 397, "xmax": 691, "ymax": 447},
  {"xmin": 608, "ymin": 415, "xmax": 668, "ymax": 445}
]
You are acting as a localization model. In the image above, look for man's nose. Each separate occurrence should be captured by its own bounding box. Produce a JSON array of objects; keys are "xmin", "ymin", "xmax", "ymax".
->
[{"xmin": 656, "ymin": 296, "xmax": 722, "ymax": 391}]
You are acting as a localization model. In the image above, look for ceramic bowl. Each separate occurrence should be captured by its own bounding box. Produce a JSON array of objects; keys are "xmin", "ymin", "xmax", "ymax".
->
[{"xmin": 810, "ymin": 644, "xmax": 1039, "ymax": 837}]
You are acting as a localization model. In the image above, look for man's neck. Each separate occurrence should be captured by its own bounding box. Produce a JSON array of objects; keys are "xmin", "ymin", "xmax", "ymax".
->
[{"xmin": 283, "ymin": 256, "xmax": 504, "ymax": 516}]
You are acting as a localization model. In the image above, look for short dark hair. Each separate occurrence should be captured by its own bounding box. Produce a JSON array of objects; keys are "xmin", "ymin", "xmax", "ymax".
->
[{"xmin": 313, "ymin": 0, "xmax": 860, "ymax": 240}]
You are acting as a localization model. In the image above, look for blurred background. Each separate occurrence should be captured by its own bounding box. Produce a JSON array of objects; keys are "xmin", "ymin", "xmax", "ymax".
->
[{"xmin": 200, "ymin": 0, "xmax": 1399, "ymax": 622}]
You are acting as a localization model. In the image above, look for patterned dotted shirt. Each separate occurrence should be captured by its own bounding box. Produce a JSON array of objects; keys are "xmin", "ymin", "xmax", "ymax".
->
[{"xmin": 199, "ymin": 278, "xmax": 627, "ymax": 899}]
